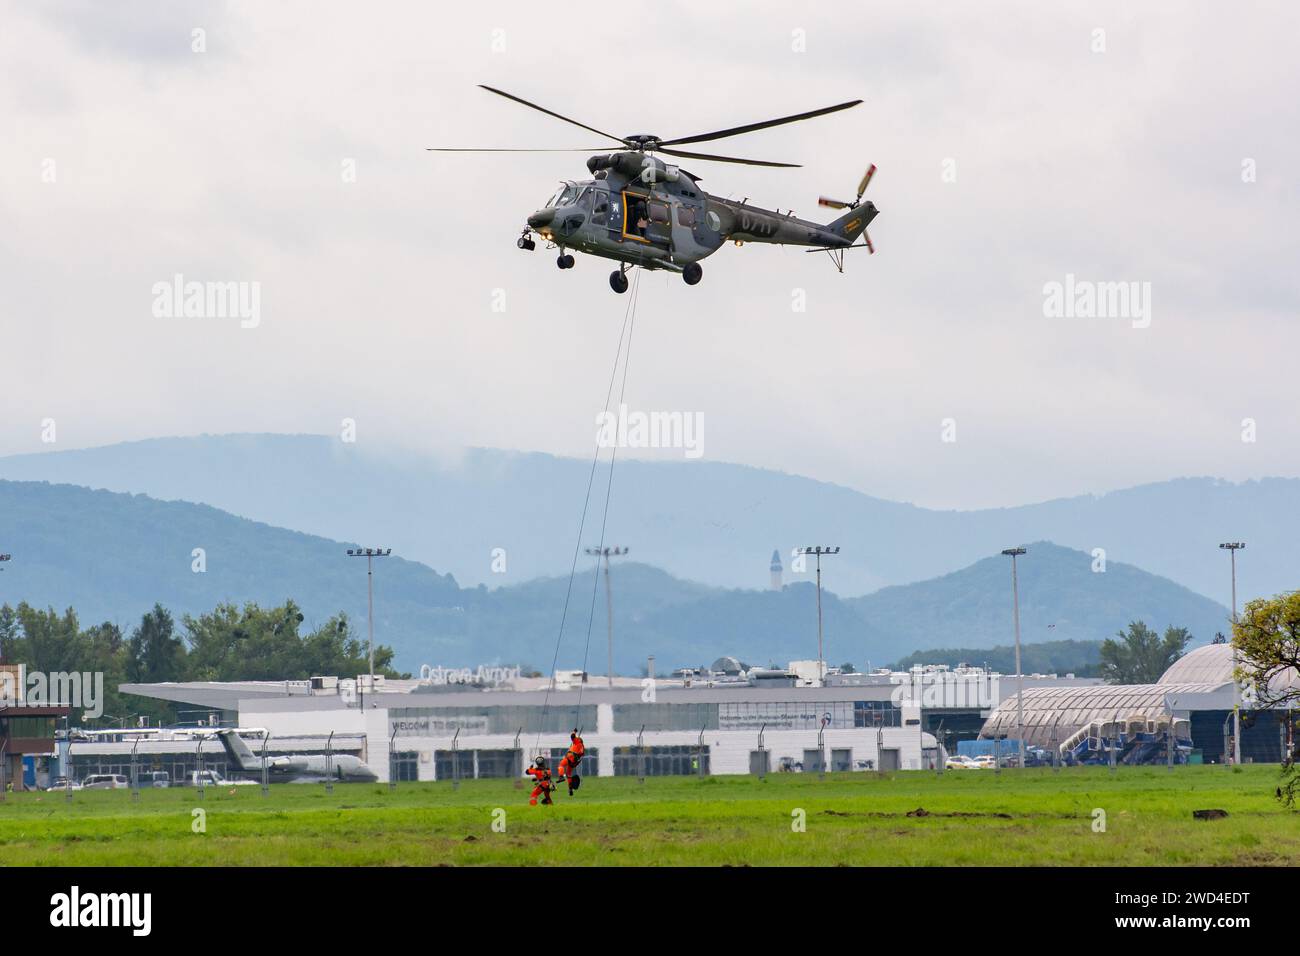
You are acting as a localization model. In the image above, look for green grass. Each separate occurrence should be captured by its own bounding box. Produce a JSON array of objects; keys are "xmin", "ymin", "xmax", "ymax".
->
[{"xmin": 1, "ymin": 766, "xmax": 1295, "ymax": 866}]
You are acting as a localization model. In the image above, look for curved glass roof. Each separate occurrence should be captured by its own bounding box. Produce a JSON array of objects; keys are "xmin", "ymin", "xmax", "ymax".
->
[
  {"xmin": 979, "ymin": 683, "xmax": 1223, "ymax": 746},
  {"xmin": 1159, "ymin": 643, "xmax": 1235, "ymax": 685}
]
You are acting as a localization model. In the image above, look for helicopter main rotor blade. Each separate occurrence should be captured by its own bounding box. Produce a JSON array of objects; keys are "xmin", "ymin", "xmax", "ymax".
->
[
  {"xmin": 426, "ymin": 147, "xmax": 608, "ymax": 152},
  {"xmin": 476, "ymin": 85, "xmax": 627, "ymax": 146},
  {"xmin": 658, "ymin": 99, "xmax": 862, "ymax": 147},
  {"xmin": 658, "ymin": 146, "xmax": 800, "ymax": 168}
]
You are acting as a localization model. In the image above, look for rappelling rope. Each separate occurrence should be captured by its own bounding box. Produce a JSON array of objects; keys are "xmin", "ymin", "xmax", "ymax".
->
[
  {"xmin": 575, "ymin": 273, "xmax": 640, "ymax": 722},
  {"xmin": 535, "ymin": 270, "xmax": 642, "ymax": 753}
]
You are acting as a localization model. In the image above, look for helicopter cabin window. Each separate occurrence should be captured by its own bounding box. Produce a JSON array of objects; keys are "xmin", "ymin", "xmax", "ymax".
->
[
  {"xmin": 592, "ymin": 187, "xmax": 611, "ymax": 225},
  {"xmin": 677, "ymin": 206, "xmax": 696, "ymax": 227},
  {"xmin": 648, "ymin": 201, "xmax": 669, "ymax": 224}
]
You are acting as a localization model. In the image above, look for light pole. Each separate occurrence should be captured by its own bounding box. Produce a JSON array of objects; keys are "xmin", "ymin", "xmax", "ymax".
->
[
  {"xmin": 1220, "ymin": 542, "xmax": 1245, "ymax": 765},
  {"xmin": 347, "ymin": 548, "xmax": 391, "ymax": 684},
  {"xmin": 798, "ymin": 546, "xmax": 840, "ymax": 685},
  {"xmin": 585, "ymin": 546, "xmax": 628, "ymax": 687},
  {"xmin": 1001, "ymin": 547, "xmax": 1027, "ymax": 769}
]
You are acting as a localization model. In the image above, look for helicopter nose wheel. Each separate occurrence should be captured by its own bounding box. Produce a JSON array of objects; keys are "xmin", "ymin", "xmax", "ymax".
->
[
  {"xmin": 609, "ymin": 270, "xmax": 629, "ymax": 294},
  {"xmin": 517, "ymin": 229, "xmax": 536, "ymax": 251},
  {"xmin": 557, "ymin": 253, "xmax": 575, "ymax": 269},
  {"xmin": 682, "ymin": 262, "xmax": 703, "ymax": 286}
]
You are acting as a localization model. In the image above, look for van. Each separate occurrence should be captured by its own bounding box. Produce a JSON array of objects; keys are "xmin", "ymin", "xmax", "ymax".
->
[
  {"xmin": 149, "ymin": 771, "xmax": 170, "ymax": 789},
  {"xmin": 82, "ymin": 774, "xmax": 129, "ymax": 789}
]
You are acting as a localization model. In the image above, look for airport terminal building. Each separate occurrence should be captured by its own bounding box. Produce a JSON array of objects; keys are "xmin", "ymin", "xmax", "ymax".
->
[
  {"xmin": 101, "ymin": 644, "xmax": 1298, "ymax": 783},
  {"xmin": 114, "ymin": 663, "xmax": 1101, "ymax": 782}
]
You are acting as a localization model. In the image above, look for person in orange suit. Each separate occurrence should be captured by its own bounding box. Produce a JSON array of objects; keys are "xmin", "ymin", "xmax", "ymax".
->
[
  {"xmin": 525, "ymin": 755, "xmax": 554, "ymax": 806},
  {"xmin": 556, "ymin": 729, "xmax": 585, "ymax": 796}
]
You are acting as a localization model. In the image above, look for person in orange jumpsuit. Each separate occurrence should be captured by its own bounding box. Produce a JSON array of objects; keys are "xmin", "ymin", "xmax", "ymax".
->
[
  {"xmin": 525, "ymin": 755, "xmax": 554, "ymax": 805},
  {"xmin": 556, "ymin": 729, "xmax": 585, "ymax": 796}
]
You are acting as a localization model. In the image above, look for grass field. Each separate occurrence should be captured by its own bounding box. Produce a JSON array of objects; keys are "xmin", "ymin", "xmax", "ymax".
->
[{"xmin": 1, "ymin": 765, "xmax": 1295, "ymax": 866}]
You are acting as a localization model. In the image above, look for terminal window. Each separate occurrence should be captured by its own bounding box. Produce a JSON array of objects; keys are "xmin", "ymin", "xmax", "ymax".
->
[
  {"xmin": 612, "ymin": 744, "xmax": 708, "ymax": 777},
  {"xmin": 390, "ymin": 750, "xmax": 419, "ymax": 782},
  {"xmin": 854, "ymin": 701, "xmax": 901, "ymax": 728}
]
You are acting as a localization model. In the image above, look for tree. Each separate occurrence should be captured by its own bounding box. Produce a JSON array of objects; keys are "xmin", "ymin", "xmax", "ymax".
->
[
  {"xmin": 181, "ymin": 601, "xmax": 404, "ymax": 682},
  {"xmin": 1233, "ymin": 591, "xmax": 1300, "ymax": 807},
  {"xmin": 1099, "ymin": 621, "xmax": 1192, "ymax": 684},
  {"xmin": 0, "ymin": 604, "xmax": 18, "ymax": 657},
  {"xmin": 127, "ymin": 604, "xmax": 185, "ymax": 684}
]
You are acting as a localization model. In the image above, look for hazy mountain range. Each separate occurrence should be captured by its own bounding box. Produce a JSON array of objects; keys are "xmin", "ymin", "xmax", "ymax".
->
[
  {"xmin": 0, "ymin": 475, "xmax": 1231, "ymax": 672},
  {"xmin": 0, "ymin": 436, "xmax": 1290, "ymax": 607}
]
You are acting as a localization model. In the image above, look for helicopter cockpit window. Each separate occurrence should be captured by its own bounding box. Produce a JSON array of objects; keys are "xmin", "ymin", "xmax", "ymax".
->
[
  {"xmin": 546, "ymin": 184, "xmax": 579, "ymax": 207},
  {"xmin": 576, "ymin": 187, "xmax": 593, "ymax": 210}
]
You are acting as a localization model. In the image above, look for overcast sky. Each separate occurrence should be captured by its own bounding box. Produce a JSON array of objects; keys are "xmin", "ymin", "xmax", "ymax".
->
[{"xmin": 3, "ymin": 0, "xmax": 1298, "ymax": 509}]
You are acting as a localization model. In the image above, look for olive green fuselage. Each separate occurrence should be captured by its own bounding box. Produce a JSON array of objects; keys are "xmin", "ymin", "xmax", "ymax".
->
[{"xmin": 527, "ymin": 152, "xmax": 876, "ymax": 273}]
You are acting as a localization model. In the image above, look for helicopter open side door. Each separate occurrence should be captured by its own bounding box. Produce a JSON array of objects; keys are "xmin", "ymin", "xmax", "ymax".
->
[{"xmin": 620, "ymin": 190, "xmax": 672, "ymax": 249}]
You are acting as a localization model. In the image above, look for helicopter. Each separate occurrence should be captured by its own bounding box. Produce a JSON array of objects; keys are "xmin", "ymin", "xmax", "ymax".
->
[{"xmin": 430, "ymin": 86, "xmax": 879, "ymax": 293}]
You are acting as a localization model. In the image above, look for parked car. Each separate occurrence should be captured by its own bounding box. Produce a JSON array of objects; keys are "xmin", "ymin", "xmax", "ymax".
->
[
  {"xmin": 81, "ymin": 774, "xmax": 129, "ymax": 789},
  {"xmin": 44, "ymin": 776, "xmax": 81, "ymax": 791},
  {"xmin": 945, "ymin": 756, "xmax": 977, "ymax": 769},
  {"xmin": 148, "ymin": 771, "xmax": 170, "ymax": 788}
]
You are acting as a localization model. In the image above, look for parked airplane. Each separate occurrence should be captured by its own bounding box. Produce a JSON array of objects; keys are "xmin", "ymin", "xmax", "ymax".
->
[{"xmin": 216, "ymin": 730, "xmax": 379, "ymax": 783}]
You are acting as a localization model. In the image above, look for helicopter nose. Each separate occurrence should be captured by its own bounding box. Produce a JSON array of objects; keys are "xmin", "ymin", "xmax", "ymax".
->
[{"xmin": 528, "ymin": 208, "xmax": 555, "ymax": 229}]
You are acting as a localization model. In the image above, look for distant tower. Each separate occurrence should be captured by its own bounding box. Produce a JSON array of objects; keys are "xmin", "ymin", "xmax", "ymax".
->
[{"xmin": 770, "ymin": 549, "xmax": 783, "ymax": 590}]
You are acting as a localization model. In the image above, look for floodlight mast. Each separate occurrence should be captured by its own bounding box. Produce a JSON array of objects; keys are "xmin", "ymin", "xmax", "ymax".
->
[
  {"xmin": 347, "ymin": 548, "xmax": 392, "ymax": 683},
  {"xmin": 1222, "ymin": 541, "xmax": 1242, "ymax": 764},
  {"xmin": 586, "ymin": 546, "xmax": 628, "ymax": 688},
  {"xmin": 798, "ymin": 547, "xmax": 840, "ymax": 685},
  {"xmin": 1001, "ymin": 547, "xmax": 1027, "ymax": 768}
]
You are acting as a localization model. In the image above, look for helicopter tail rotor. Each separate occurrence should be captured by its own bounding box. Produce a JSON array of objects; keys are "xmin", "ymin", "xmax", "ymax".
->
[
  {"xmin": 819, "ymin": 164, "xmax": 877, "ymax": 252},
  {"xmin": 818, "ymin": 163, "xmax": 876, "ymax": 211}
]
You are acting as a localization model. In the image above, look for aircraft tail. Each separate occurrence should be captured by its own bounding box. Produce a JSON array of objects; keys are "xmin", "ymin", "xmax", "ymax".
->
[
  {"xmin": 826, "ymin": 201, "xmax": 879, "ymax": 245},
  {"xmin": 216, "ymin": 730, "xmax": 260, "ymax": 771}
]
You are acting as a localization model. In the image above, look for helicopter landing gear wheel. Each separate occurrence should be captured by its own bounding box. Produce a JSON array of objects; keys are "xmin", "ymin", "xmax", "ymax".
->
[
  {"xmin": 609, "ymin": 270, "xmax": 629, "ymax": 294},
  {"xmin": 682, "ymin": 262, "xmax": 703, "ymax": 286},
  {"xmin": 557, "ymin": 254, "xmax": 575, "ymax": 270},
  {"xmin": 517, "ymin": 236, "xmax": 535, "ymax": 251}
]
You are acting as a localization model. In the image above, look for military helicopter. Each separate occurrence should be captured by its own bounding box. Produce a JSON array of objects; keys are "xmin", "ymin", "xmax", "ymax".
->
[{"xmin": 430, "ymin": 86, "xmax": 879, "ymax": 293}]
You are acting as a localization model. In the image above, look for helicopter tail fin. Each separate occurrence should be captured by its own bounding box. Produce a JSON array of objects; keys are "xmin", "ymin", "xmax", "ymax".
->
[{"xmin": 827, "ymin": 201, "xmax": 879, "ymax": 244}]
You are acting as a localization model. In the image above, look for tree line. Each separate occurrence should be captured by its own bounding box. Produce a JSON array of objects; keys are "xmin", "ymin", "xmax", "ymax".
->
[{"xmin": 0, "ymin": 600, "xmax": 404, "ymax": 726}]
